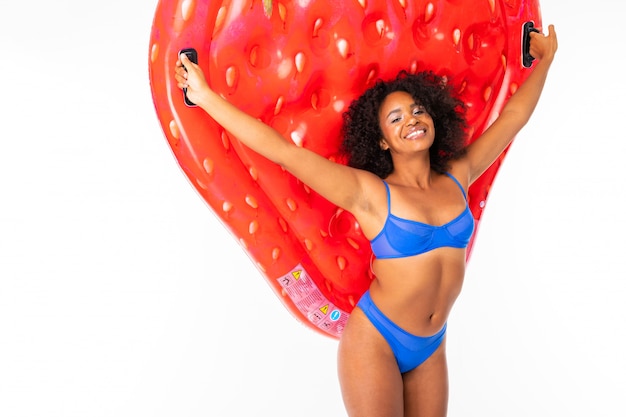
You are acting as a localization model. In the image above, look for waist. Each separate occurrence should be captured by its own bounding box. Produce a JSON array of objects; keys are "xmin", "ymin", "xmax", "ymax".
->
[{"xmin": 368, "ymin": 251, "xmax": 465, "ymax": 334}]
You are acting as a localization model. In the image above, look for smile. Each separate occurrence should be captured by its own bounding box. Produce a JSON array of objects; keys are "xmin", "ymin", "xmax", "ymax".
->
[{"xmin": 405, "ymin": 127, "xmax": 426, "ymax": 140}]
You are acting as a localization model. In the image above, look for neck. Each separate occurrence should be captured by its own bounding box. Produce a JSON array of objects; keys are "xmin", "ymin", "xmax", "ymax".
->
[{"xmin": 387, "ymin": 154, "xmax": 433, "ymax": 189}]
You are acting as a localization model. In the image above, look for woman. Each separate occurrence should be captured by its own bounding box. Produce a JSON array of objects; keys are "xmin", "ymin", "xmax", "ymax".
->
[{"xmin": 175, "ymin": 25, "xmax": 558, "ymax": 417}]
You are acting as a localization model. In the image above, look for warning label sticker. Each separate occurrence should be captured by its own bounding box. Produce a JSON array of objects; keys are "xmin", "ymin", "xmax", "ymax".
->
[{"xmin": 277, "ymin": 265, "xmax": 348, "ymax": 337}]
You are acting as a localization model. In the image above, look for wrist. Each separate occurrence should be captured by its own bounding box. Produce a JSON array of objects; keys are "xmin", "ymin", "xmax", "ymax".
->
[{"xmin": 195, "ymin": 86, "xmax": 217, "ymax": 109}]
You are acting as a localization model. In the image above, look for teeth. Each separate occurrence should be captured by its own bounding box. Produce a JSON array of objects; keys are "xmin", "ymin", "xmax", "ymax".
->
[{"xmin": 406, "ymin": 128, "xmax": 425, "ymax": 139}]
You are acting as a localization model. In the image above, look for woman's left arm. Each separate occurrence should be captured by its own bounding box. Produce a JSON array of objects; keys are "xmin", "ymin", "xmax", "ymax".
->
[{"xmin": 462, "ymin": 24, "xmax": 559, "ymax": 184}]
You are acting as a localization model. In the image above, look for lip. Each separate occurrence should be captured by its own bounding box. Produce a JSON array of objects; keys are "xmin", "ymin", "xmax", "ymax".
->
[{"xmin": 404, "ymin": 126, "xmax": 426, "ymax": 140}]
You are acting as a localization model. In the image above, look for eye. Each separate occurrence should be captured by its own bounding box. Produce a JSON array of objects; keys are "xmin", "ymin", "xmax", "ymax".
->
[
  {"xmin": 413, "ymin": 107, "xmax": 425, "ymax": 116},
  {"xmin": 391, "ymin": 116, "xmax": 402, "ymax": 123}
]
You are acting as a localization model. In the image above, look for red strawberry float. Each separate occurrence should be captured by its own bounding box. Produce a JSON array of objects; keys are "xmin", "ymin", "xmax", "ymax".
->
[{"xmin": 148, "ymin": 0, "xmax": 542, "ymax": 338}]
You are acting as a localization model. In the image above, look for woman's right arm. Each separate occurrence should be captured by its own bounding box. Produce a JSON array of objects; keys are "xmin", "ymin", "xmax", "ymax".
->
[{"xmin": 174, "ymin": 54, "xmax": 375, "ymax": 213}]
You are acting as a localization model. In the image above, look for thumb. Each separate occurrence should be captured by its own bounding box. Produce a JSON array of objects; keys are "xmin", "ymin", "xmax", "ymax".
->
[
  {"xmin": 180, "ymin": 53, "xmax": 196, "ymax": 70},
  {"xmin": 546, "ymin": 24, "xmax": 558, "ymax": 51}
]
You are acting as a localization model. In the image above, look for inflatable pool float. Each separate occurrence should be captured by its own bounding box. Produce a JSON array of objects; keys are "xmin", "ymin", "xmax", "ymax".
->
[{"xmin": 148, "ymin": 0, "xmax": 542, "ymax": 338}]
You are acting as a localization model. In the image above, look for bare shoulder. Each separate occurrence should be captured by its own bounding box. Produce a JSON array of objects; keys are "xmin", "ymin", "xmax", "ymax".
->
[{"xmin": 447, "ymin": 157, "xmax": 472, "ymax": 189}]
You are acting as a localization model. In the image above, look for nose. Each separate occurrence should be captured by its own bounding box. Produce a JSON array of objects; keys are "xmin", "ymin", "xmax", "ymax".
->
[{"xmin": 406, "ymin": 112, "xmax": 418, "ymax": 126}]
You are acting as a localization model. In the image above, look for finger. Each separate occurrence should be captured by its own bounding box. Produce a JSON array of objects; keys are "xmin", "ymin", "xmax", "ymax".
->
[
  {"xmin": 180, "ymin": 53, "xmax": 193, "ymax": 68},
  {"xmin": 174, "ymin": 68, "xmax": 186, "ymax": 80},
  {"xmin": 175, "ymin": 70, "xmax": 190, "ymax": 84},
  {"xmin": 529, "ymin": 29, "xmax": 542, "ymax": 39}
]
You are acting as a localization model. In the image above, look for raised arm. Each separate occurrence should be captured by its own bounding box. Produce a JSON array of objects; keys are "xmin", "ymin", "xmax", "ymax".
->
[
  {"xmin": 175, "ymin": 54, "xmax": 372, "ymax": 212},
  {"xmin": 461, "ymin": 24, "xmax": 558, "ymax": 184}
]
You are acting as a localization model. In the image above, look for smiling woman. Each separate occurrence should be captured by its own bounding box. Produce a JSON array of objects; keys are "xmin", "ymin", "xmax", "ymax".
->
[
  {"xmin": 172, "ymin": 23, "xmax": 556, "ymax": 413},
  {"xmin": 150, "ymin": 0, "xmax": 557, "ymax": 415}
]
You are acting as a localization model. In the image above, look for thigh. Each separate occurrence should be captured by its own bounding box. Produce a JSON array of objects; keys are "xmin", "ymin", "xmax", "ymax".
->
[
  {"xmin": 402, "ymin": 338, "xmax": 449, "ymax": 417},
  {"xmin": 337, "ymin": 307, "xmax": 404, "ymax": 417}
]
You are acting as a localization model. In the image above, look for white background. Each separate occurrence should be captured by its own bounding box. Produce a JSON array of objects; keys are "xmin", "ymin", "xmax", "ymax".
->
[{"xmin": 1, "ymin": 0, "xmax": 624, "ymax": 416}]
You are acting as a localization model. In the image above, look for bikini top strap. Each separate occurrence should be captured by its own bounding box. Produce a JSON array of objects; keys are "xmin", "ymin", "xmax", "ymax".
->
[
  {"xmin": 445, "ymin": 172, "xmax": 468, "ymax": 200},
  {"xmin": 382, "ymin": 180, "xmax": 391, "ymax": 211}
]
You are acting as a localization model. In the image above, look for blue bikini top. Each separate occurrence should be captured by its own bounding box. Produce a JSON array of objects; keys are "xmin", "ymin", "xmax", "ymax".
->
[{"xmin": 370, "ymin": 173, "xmax": 474, "ymax": 259}]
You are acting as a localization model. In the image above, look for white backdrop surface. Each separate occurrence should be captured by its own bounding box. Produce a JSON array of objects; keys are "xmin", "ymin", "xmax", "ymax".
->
[{"xmin": 1, "ymin": 1, "xmax": 624, "ymax": 416}]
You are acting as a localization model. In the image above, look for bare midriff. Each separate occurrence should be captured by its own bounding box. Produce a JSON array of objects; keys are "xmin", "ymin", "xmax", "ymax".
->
[{"xmin": 368, "ymin": 246, "xmax": 466, "ymax": 336}]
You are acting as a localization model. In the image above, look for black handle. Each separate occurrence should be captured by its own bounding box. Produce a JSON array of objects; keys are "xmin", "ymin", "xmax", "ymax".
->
[
  {"xmin": 522, "ymin": 21, "xmax": 540, "ymax": 68},
  {"xmin": 179, "ymin": 48, "xmax": 198, "ymax": 107}
]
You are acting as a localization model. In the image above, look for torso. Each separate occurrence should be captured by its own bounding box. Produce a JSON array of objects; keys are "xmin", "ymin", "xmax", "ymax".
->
[
  {"xmin": 356, "ymin": 170, "xmax": 472, "ymax": 336},
  {"xmin": 369, "ymin": 248, "xmax": 466, "ymax": 335}
]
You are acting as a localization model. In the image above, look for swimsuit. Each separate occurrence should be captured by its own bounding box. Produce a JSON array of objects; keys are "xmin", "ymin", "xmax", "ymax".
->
[
  {"xmin": 370, "ymin": 172, "xmax": 474, "ymax": 259},
  {"xmin": 357, "ymin": 290, "xmax": 447, "ymax": 373},
  {"xmin": 358, "ymin": 173, "xmax": 473, "ymax": 373}
]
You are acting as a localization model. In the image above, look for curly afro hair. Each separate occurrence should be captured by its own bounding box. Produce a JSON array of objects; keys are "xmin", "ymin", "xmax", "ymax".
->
[{"xmin": 340, "ymin": 70, "xmax": 468, "ymax": 178}]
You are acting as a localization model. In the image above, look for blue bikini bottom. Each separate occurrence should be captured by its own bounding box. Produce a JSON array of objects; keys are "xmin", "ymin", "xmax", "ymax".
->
[{"xmin": 357, "ymin": 290, "xmax": 446, "ymax": 374}]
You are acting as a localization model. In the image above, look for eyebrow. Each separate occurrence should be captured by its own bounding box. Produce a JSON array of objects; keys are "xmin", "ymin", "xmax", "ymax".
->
[{"xmin": 385, "ymin": 108, "xmax": 402, "ymax": 119}]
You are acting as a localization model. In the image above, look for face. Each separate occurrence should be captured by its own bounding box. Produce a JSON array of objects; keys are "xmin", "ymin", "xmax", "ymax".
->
[{"xmin": 378, "ymin": 91, "xmax": 434, "ymax": 154}]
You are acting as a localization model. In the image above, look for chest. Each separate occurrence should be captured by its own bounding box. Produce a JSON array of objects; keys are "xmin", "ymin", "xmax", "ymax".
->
[{"xmin": 388, "ymin": 185, "xmax": 467, "ymax": 227}]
